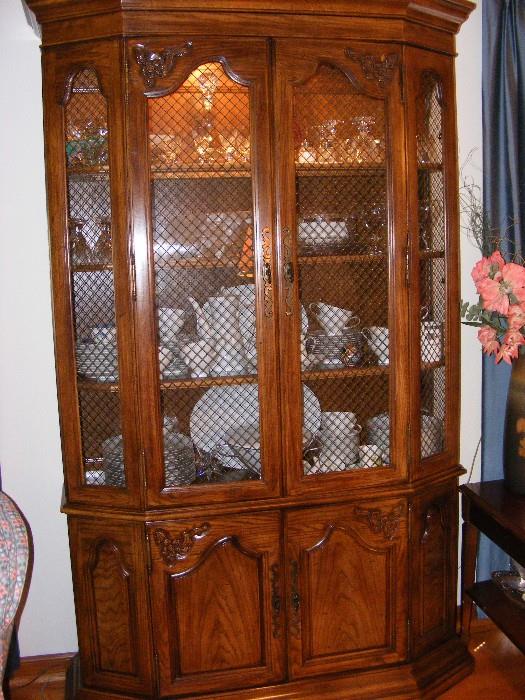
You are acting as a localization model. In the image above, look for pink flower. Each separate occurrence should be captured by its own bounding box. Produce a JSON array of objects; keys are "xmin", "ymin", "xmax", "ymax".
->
[
  {"xmin": 495, "ymin": 331, "xmax": 525, "ymax": 364},
  {"xmin": 477, "ymin": 326, "xmax": 500, "ymax": 356},
  {"xmin": 471, "ymin": 250, "xmax": 505, "ymax": 289},
  {"xmin": 507, "ymin": 304, "xmax": 525, "ymax": 331},
  {"xmin": 478, "ymin": 262, "xmax": 525, "ymax": 315}
]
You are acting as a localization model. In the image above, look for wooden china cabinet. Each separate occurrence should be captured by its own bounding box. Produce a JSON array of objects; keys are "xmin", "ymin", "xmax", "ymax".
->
[{"xmin": 25, "ymin": 1, "xmax": 475, "ymax": 697}]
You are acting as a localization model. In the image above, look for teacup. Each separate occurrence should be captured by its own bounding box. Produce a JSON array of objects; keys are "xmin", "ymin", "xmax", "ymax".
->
[
  {"xmin": 364, "ymin": 326, "xmax": 389, "ymax": 365},
  {"xmin": 309, "ymin": 302, "xmax": 359, "ymax": 336}
]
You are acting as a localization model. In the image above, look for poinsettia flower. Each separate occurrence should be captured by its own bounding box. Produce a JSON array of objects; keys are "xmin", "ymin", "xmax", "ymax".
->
[
  {"xmin": 471, "ymin": 250, "xmax": 505, "ymax": 290},
  {"xmin": 477, "ymin": 326, "xmax": 500, "ymax": 356},
  {"xmin": 478, "ymin": 262, "xmax": 525, "ymax": 315},
  {"xmin": 496, "ymin": 331, "xmax": 525, "ymax": 364}
]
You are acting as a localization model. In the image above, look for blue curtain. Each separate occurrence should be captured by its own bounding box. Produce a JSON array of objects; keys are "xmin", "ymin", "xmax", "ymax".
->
[{"xmin": 480, "ymin": 0, "xmax": 525, "ymax": 580}]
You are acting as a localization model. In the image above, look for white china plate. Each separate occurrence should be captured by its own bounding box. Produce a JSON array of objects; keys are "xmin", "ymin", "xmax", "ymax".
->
[{"xmin": 190, "ymin": 383, "xmax": 321, "ymax": 454}]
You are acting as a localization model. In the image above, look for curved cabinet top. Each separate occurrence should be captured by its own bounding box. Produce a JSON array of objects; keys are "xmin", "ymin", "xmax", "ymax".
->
[{"xmin": 25, "ymin": 0, "xmax": 475, "ymax": 49}]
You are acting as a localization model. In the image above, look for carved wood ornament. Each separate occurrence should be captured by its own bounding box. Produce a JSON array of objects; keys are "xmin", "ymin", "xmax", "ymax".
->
[
  {"xmin": 345, "ymin": 48, "xmax": 399, "ymax": 87},
  {"xmin": 154, "ymin": 523, "xmax": 210, "ymax": 565},
  {"xmin": 354, "ymin": 505, "xmax": 403, "ymax": 540},
  {"xmin": 134, "ymin": 42, "xmax": 193, "ymax": 89}
]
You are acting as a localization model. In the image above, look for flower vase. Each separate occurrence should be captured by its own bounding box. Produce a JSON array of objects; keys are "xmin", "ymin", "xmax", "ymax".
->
[{"xmin": 503, "ymin": 349, "xmax": 525, "ymax": 495}]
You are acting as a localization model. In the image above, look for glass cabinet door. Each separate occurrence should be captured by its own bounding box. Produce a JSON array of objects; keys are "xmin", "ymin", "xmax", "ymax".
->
[
  {"xmin": 274, "ymin": 41, "xmax": 408, "ymax": 495},
  {"xmin": 65, "ymin": 68, "xmax": 125, "ymax": 489},
  {"xmin": 49, "ymin": 42, "xmax": 140, "ymax": 506},
  {"xmin": 129, "ymin": 40, "xmax": 280, "ymax": 504},
  {"xmin": 406, "ymin": 48, "xmax": 460, "ymax": 472}
]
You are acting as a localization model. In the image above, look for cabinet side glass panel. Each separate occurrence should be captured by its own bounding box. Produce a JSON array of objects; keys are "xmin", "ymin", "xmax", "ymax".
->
[
  {"xmin": 416, "ymin": 71, "xmax": 446, "ymax": 460},
  {"xmin": 293, "ymin": 64, "xmax": 391, "ymax": 475},
  {"xmin": 147, "ymin": 63, "xmax": 262, "ymax": 487},
  {"xmin": 65, "ymin": 68, "xmax": 125, "ymax": 488}
]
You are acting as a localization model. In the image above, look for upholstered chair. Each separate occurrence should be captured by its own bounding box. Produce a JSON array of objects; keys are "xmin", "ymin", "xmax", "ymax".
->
[{"xmin": 0, "ymin": 493, "xmax": 30, "ymax": 699}]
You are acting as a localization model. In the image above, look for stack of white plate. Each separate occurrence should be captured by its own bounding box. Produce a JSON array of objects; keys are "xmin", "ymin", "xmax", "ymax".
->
[
  {"xmin": 76, "ymin": 343, "xmax": 118, "ymax": 381},
  {"xmin": 101, "ymin": 435, "xmax": 126, "ymax": 487}
]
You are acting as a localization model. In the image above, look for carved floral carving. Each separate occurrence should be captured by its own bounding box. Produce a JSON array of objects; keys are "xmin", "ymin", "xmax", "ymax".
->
[
  {"xmin": 345, "ymin": 48, "xmax": 399, "ymax": 87},
  {"xmin": 153, "ymin": 523, "xmax": 210, "ymax": 565},
  {"xmin": 134, "ymin": 42, "xmax": 193, "ymax": 89},
  {"xmin": 354, "ymin": 504, "xmax": 403, "ymax": 540}
]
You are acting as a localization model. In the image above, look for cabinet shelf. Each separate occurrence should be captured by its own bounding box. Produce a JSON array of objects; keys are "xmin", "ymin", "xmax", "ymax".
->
[
  {"xmin": 68, "ymin": 166, "xmax": 109, "ymax": 181},
  {"xmin": 77, "ymin": 379, "xmax": 119, "ymax": 392},
  {"xmin": 158, "ymin": 257, "xmax": 245, "ymax": 270},
  {"xmin": 151, "ymin": 166, "xmax": 251, "ymax": 180},
  {"xmin": 417, "ymin": 163, "xmax": 443, "ymax": 172},
  {"xmin": 420, "ymin": 249, "xmax": 445, "ymax": 260},
  {"xmin": 299, "ymin": 253, "xmax": 386, "ymax": 265},
  {"xmin": 303, "ymin": 365, "xmax": 389, "ymax": 380},
  {"xmin": 295, "ymin": 163, "xmax": 385, "ymax": 177},
  {"xmin": 73, "ymin": 263, "xmax": 113, "ymax": 272},
  {"xmin": 160, "ymin": 374, "xmax": 258, "ymax": 390}
]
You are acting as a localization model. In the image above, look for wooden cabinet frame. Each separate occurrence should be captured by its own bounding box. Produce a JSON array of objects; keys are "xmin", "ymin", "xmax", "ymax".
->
[{"xmin": 26, "ymin": 1, "xmax": 475, "ymax": 698}]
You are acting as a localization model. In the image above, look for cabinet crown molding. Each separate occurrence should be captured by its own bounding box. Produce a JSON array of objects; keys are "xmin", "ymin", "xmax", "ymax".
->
[{"xmin": 24, "ymin": 0, "xmax": 475, "ymax": 38}]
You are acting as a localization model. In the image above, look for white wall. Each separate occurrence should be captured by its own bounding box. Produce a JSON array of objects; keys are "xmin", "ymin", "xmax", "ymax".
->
[
  {"xmin": 0, "ymin": 0, "xmax": 481, "ymax": 657},
  {"xmin": 0, "ymin": 0, "xmax": 78, "ymax": 654},
  {"xmin": 456, "ymin": 0, "xmax": 483, "ymax": 486}
]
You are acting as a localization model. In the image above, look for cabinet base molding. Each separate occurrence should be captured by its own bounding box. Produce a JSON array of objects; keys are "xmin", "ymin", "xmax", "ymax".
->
[
  {"xmin": 66, "ymin": 638, "xmax": 472, "ymax": 700},
  {"xmin": 8, "ymin": 652, "xmax": 74, "ymax": 699}
]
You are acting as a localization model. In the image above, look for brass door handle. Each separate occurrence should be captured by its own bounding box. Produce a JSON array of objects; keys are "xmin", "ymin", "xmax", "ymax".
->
[
  {"xmin": 282, "ymin": 226, "xmax": 294, "ymax": 316},
  {"xmin": 270, "ymin": 562, "xmax": 281, "ymax": 639},
  {"xmin": 289, "ymin": 559, "xmax": 301, "ymax": 637}
]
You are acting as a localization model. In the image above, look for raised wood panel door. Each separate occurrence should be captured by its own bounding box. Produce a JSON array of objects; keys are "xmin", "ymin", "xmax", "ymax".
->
[
  {"xmin": 410, "ymin": 483, "xmax": 458, "ymax": 657},
  {"xmin": 68, "ymin": 517, "xmax": 154, "ymax": 695},
  {"xmin": 148, "ymin": 511, "xmax": 284, "ymax": 696},
  {"xmin": 273, "ymin": 40, "xmax": 410, "ymax": 497},
  {"xmin": 286, "ymin": 499, "xmax": 408, "ymax": 678},
  {"xmin": 126, "ymin": 37, "xmax": 282, "ymax": 507}
]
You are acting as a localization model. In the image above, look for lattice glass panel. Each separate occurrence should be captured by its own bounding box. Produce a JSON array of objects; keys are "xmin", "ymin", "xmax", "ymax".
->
[
  {"xmin": 417, "ymin": 72, "xmax": 447, "ymax": 460},
  {"xmin": 65, "ymin": 68, "xmax": 125, "ymax": 488},
  {"xmin": 294, "ymin": 64, "xmax": 390, "ymax": 475},
  {"xmin": 148, "ymin": 62, "xmax": 260, "ymax": 486}
]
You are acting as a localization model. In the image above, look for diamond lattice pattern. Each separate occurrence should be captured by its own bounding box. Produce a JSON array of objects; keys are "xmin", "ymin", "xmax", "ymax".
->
[
  {"xmin": 148, "ymin": 63, "xmax": 262, "ymax": 486},
  {"xmin": 417, "ymin": 71, "xmax": 447, "ymax": 459},
  {"xmin": 294, "ymin": 64, "xmax": 391, "ymax": 474},
  {"xmin": 65, "ymin": 68, "xmax": 125, "ymax": 488}
]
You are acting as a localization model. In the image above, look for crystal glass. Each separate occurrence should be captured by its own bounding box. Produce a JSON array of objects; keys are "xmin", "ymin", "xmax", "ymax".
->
[
  {"xmin": 93, "ymin": 219, "xmax": 112, "ymax": 264},
  {"xmin": 69, "ymin": 218, "xmax": 91, "ymax": 264}
]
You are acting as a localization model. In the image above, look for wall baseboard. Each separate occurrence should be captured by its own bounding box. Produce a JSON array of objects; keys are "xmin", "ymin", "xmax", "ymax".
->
[{"xmin": 7, "ymin": 652, "xmax": 74, "ymax": 700}]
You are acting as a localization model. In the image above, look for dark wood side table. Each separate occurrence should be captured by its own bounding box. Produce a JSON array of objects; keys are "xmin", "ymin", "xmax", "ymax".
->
[{"xmin": 460, "ymin": 480, "xmax": 525, "ymax": 652}]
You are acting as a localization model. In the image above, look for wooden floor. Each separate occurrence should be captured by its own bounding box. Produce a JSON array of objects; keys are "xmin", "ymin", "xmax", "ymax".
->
[{"xmin": 7, "ymin": 619, "xmax": 525, "ymax": 700}]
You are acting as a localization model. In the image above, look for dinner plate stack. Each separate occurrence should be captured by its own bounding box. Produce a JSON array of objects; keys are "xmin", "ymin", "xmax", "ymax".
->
[
  {"xmin": 76, "ymin": 343, "xmax": 118, "ymax": 381},
  {"xmin": 101, "ymin": 435, "xmax": 126, "ymax": 487},
  {"xmin": 164, "ymin": 434, "xmax": 196, "ymax": 486}
]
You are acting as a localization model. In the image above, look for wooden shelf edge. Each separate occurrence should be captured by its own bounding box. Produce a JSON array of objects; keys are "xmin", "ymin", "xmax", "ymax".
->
[{"xmin": 466, "ymin": 580, "xmax": 525, "ymax": 652}]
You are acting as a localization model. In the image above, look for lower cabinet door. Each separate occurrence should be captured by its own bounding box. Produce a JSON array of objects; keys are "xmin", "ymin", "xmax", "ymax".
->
[
  {"xmin": 286, "ymin": 499, "xmax": 408, "ymax": 679},
  {"xmin": 148, "ymin": 511, "xmax": 285, "ymax": 697},
  {"xmin": 68, "ymin": 517, "xmax": 156, "ymax": 696},
  {"xmin": 409, "ymin": 482, "xmax": 458, "ymax": 657}
]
